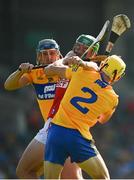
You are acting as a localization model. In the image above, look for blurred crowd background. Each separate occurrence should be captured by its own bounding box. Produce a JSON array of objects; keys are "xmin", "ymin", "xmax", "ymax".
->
[{"xmin": 0, "ymin": 0, "xmax": 134, "ymax": 178}]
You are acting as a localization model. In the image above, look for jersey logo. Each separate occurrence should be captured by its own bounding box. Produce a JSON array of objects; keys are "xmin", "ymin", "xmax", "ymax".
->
[
  {"xmin": 70, "ymin": 87, "xmax": 98, "ymax": 114},
  {"xmin": 33, "ymin": 83, "xmax": 56, "ymax": 100},
  {"xmin": 56, "ymin": 79, "xmax": 69, "ymax": 88}
]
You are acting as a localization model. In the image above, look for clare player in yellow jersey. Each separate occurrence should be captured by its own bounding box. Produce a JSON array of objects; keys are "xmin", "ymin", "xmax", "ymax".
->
[
  {"xmin": 4, "ymin": 39, "xmax": 61, "ymax": 178},
  {"xmin": 5, "ymin": 39, "xmax": 84, "ymax": 179},
  {"xmin": 44, "ymin": 55, "xmax": 126, "ymax": 179},
  {"xmin": 4, "ymin": 35, "xmax": 100, "ymax": 179}
]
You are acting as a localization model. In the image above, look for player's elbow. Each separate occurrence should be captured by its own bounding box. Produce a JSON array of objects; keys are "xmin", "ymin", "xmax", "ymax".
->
[
  {"xmin": 4, "ymin": 81, "xmax": 16, "ymax": 91},
  {"xmin": 99, "ymin": 120, "xmax": 108, "ymax": 124},
  {"xmin": 4, "ymin": 85, "xmax": 13, "ymax": 91},
  {"xmin": 4, "ymin": 82, "xmax": 11, "ymax": 90},
  {"xmin": 97, "ymin": 116, "xmax": 110, "ymax": 124}
]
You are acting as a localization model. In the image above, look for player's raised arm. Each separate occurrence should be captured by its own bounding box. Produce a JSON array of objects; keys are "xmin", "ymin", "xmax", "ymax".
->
[
  {"xmin": 44, "ymin": 62, "xmax": 68, "ymax": 79},
  {"xmin": 45, "ymin": 56, "xmax": 99, "ymax": 78},
  {"xmin": 63, "ymin": 56, "xmax": 99, "ymax": 71},
  {"xmin": 4, "ymin": 62, "xmax": 34, "ymax": 90}
]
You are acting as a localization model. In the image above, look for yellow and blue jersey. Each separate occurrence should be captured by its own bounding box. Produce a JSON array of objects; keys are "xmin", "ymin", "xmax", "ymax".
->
[
  {"xmin": 52, "ymin": 67, "xmax": 118, "ymax": 140},
  {"xmin": 22, "ymin": 68, "xmax": 59, "ymax": 121}
]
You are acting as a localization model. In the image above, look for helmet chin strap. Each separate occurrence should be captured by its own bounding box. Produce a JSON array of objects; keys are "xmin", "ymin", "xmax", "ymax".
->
[
  {"xmin": 100, "ymin": 71, "xmax": 110, "ymax": 84},
  {"xmin": 107, "ymin": 70, "xmax": 118, "ymax": 84},
  {"xmin": 112, "ymin": 70, "xmax": 117, "ymax": 82}
]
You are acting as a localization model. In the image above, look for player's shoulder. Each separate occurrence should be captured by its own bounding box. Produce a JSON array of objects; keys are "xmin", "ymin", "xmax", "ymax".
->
[
  {"xmin": 31, "ymin": 68, "xmax": 58, "ymax": 83},
  {"xmin": 107, "ymin": 86, "xmax": 119, "ymax": 100},
  {"xmin": 85, "ymin": 61, "xmax": 99, "ymax": 71}
]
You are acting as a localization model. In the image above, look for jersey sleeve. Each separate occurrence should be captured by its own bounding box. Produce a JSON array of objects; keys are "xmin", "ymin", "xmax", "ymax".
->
[
  {"xmin": 21, "ymin": 72, "xmax": 33, "ymax": 83},
  {"xmin": 98, "ymin": 94, "xmax": 119, "ymax": 124}
]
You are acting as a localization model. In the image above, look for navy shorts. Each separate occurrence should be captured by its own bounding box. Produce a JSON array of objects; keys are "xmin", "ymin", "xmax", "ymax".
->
[{"xmin": 45, "ymin": 124, "xmax": 98, "ymax": 165}]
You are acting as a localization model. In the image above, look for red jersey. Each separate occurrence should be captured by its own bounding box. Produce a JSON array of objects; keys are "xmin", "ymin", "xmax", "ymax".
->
[{"xmin": 47, "ymin": 79, "xmax": 69, "ymax": 118}]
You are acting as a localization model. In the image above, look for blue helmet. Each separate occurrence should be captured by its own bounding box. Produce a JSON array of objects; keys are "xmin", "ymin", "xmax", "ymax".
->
[{"xmin": 36, "ymin": 39, "xmax": 59, "ymax": 52}]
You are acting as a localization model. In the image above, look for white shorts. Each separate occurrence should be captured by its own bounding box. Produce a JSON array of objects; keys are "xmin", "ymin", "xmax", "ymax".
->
[{"xmin": 34, "ymin": 118, "xmax": 52, "ymax": 145}]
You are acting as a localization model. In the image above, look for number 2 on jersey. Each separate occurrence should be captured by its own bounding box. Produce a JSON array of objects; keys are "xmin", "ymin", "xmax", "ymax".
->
[{"xmin": 70, "ymin": 87, "xmax": 98, "ymax": 114}]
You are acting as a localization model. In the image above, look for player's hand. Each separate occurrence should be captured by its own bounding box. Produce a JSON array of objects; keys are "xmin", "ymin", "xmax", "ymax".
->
[
  {"xmin": 90, "ymin": 55, "xmax": 108, "ymax": 62},
  {"xmin": 18, "ymin": 62, "xmax": 34, "ymax": 73},
  {"xmin": 63, "ymin": 56, "xmax": 82, "ymax": 66}
]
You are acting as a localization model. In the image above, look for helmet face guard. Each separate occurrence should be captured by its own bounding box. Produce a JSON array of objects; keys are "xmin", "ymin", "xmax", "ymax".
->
[
  {"xmin": 36, "ymin": 39, "xmax": 61, "ymax": 65},
  {"xmin": 74, "ymin": 34, "xmax": 100, "ymax": 60}
]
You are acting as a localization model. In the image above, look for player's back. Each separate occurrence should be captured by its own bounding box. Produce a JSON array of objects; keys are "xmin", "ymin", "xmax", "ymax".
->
[{"xmin": 52, "ymin": 67, "xmax": 118, "ymax": 140}]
